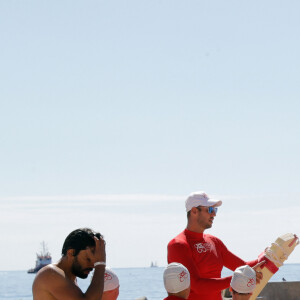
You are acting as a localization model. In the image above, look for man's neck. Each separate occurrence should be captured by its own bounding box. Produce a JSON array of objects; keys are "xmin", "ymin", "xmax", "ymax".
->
[
  {"xmin": 56, "ymin": 258, "xmax": 77, "ymax": 282},
  {"xmin": 186, "ymin": 222, "xmax": 205, "ymax": 233},
  {"xmin": 168, "ymin": 291, "xmax": 187, "ymax": 299},
  {"xmin": 232, "ymin": 293, "xmax": 251, "ymax": 300}
]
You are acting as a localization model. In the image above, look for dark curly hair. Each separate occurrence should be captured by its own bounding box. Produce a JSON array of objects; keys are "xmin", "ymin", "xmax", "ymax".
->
[{"xmin": 61, "ymin": 228, "xmax": 102, "ymax": 256}]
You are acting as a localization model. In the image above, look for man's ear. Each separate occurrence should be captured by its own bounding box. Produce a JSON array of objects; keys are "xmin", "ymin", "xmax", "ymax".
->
[
  {"xmin": 191, "ymin": 207, "xmax": 198, "ymax": 215},
  {"xmin": 66, "ymin": 249, "xmax": 75, "ymax": 258}
]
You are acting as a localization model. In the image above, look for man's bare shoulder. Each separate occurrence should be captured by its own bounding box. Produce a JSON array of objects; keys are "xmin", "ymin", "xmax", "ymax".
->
[
  {"xmin": 33, "ymin": 264, "xmax": 79, "ymax": 300},
  {"xmin": 34, "ymin": 264, "xmax": 65, "ymax": 282}
]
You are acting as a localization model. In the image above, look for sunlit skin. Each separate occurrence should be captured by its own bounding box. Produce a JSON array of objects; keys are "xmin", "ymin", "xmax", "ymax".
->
[
  {"xmin": 186, "ymin": 205, "xmax": 217, "ymax": 233},
  {"xmin": 32, "ymin": 236, "xmax": 106, "ymax": 300},
  {"xmin": 231, "ymin": 289, "xmax": 253, "ymax": 300},
  {"xmin": 58, "ymin": 248, "xmax": 95, "ymax": 281},
  {"xmin": 249, "ymin": 261, "xmax": 264, "ymax": 285}
]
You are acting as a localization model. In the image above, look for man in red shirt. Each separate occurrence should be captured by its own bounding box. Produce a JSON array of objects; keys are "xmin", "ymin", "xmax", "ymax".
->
[{"xmin": 167, "ymin": 191, "xmax": 260, "ymax": 300}]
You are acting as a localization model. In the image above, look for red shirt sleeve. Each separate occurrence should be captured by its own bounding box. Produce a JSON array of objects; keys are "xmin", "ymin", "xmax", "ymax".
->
[{"xmin": 219, "ymin": 239, "xmax": 258, "ymax": 270}]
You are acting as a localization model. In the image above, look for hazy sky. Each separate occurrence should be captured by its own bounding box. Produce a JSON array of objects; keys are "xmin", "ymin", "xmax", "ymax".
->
[{"xmin": 0, "ymin": 1, "xmax": 299, "ymax": 270}]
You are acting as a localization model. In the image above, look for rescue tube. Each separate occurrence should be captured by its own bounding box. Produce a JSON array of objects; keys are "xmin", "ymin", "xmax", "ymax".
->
[{"xmin": 249, "ymin": 233, "xmax": 299, "ymax": 300}]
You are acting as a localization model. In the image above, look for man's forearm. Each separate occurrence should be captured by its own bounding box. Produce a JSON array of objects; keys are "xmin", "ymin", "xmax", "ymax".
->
[{"xmin": 84, "ymin": 265, "xmax": 105, "ymax": 300}]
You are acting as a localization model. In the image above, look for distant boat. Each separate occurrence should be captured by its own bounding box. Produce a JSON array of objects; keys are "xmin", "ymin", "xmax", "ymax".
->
[
  {"xmin": 27, "ymin": 242, "xmax": 52, "ymax": 273},
  {"xmin": 150, "ymin": 261, "xmax": 158, "ymax": 268}
]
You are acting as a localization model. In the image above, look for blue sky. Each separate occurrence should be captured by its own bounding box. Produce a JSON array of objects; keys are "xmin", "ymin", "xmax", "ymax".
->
[{"xmin": 0, "ymin": 1, "xmax": 299, "ymax": 270}]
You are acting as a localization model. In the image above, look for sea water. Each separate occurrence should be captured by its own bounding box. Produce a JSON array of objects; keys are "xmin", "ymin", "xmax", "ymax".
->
[{"xmin": 0, "ymin": 264, "xmax": 299, "ymax": 300}]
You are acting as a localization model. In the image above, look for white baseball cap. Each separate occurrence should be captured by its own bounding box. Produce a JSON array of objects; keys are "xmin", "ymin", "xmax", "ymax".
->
[
  {"xmin": 104, "ymin": 268, "xmax": 119, "ymax": 292},
  {"xmin": 185, "ymin": 191, "xmax": 222, "ymax": 212},
  {"xmin": 163, "ymin": 263, "xmax": 190, "ymax": 293},
  {"xmin": 230, "ymin": 265, "xmax": 256, "ymax": 294}
]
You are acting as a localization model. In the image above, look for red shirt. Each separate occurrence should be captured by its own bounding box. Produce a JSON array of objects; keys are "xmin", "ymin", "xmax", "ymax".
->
[{"xmin": 168, "ymin": 229, "xmax": 257, "ymax": 300}]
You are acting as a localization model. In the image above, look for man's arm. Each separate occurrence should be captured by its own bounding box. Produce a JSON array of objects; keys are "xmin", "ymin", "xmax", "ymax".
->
[
  {"xmin": 81, "ymin": 236, "xmax": 106, "ymax": 299},
  {"xmin": 168, "ymin": 241, "xmax": 231, "ymax": 293},
  {"xmin": 220, "ymin": 239, "xmax": 258, "ymax": 271}
]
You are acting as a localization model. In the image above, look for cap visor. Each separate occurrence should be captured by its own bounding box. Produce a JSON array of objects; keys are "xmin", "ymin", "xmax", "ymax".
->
[{"xmin": 207, "ymin": 199, "xmax": 222, "ymax": 207}]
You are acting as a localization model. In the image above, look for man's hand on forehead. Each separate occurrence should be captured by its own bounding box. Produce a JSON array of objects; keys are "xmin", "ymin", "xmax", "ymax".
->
[
  {"xmin": 85, "ymin": 235, "xmax": 100, "ymax": 252},
  {"xmin": 84, "ymin": 235, "xmax": 106, "ymax": 263}
]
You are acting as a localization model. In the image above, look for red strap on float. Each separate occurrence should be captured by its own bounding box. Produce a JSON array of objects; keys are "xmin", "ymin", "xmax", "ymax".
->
[
  {"xmin": 288, "ymin": 234, "xmax": 299, "ymax": 247},
  {"xmin": 258, "ymin": 251, "xmax": 265, "ymax": 261},
  {"xmin": 258, "ymin": 252, "xmax": 279, "ymax": 274}
]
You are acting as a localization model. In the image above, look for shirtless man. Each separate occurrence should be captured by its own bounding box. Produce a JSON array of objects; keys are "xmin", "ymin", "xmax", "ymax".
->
[{"xmin": 32, "ymin": 228, "xmax": 106, "ymax": 300}]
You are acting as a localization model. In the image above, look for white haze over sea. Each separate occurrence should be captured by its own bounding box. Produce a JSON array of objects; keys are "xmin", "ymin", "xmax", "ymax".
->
[
  {"xmin": 1, "ymin": 0, "xmax": 300, "ymax": 273},
  {"xmin": 0, "ymin": 194, "xmax": 299, "ymax": 271}
]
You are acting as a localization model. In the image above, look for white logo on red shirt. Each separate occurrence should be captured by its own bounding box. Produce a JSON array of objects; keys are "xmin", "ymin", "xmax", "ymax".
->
[{"xmin": 194, "ymin": 242, "xmax": 213, "ymax": 253}]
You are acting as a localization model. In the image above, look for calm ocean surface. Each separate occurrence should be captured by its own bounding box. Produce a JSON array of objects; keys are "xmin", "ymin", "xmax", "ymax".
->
[{"xmin": 1, "ymin": 264, "xmax": 300, "ymax": 300}]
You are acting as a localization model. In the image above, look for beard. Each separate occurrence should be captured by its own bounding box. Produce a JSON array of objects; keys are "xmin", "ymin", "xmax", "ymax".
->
[
  {"xmin": 197, "ymin": 216, "xmax": 212, "ymax": 230},
  {"xmin": 71, "ymin": 256, "xmax": 93, "ymax": 279}
]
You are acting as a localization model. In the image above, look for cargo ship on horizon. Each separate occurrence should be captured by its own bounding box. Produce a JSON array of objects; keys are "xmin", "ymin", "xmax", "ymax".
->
[{"xmin": 27, "ymin": 242, "xmax": 52, "ymax": 273}]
